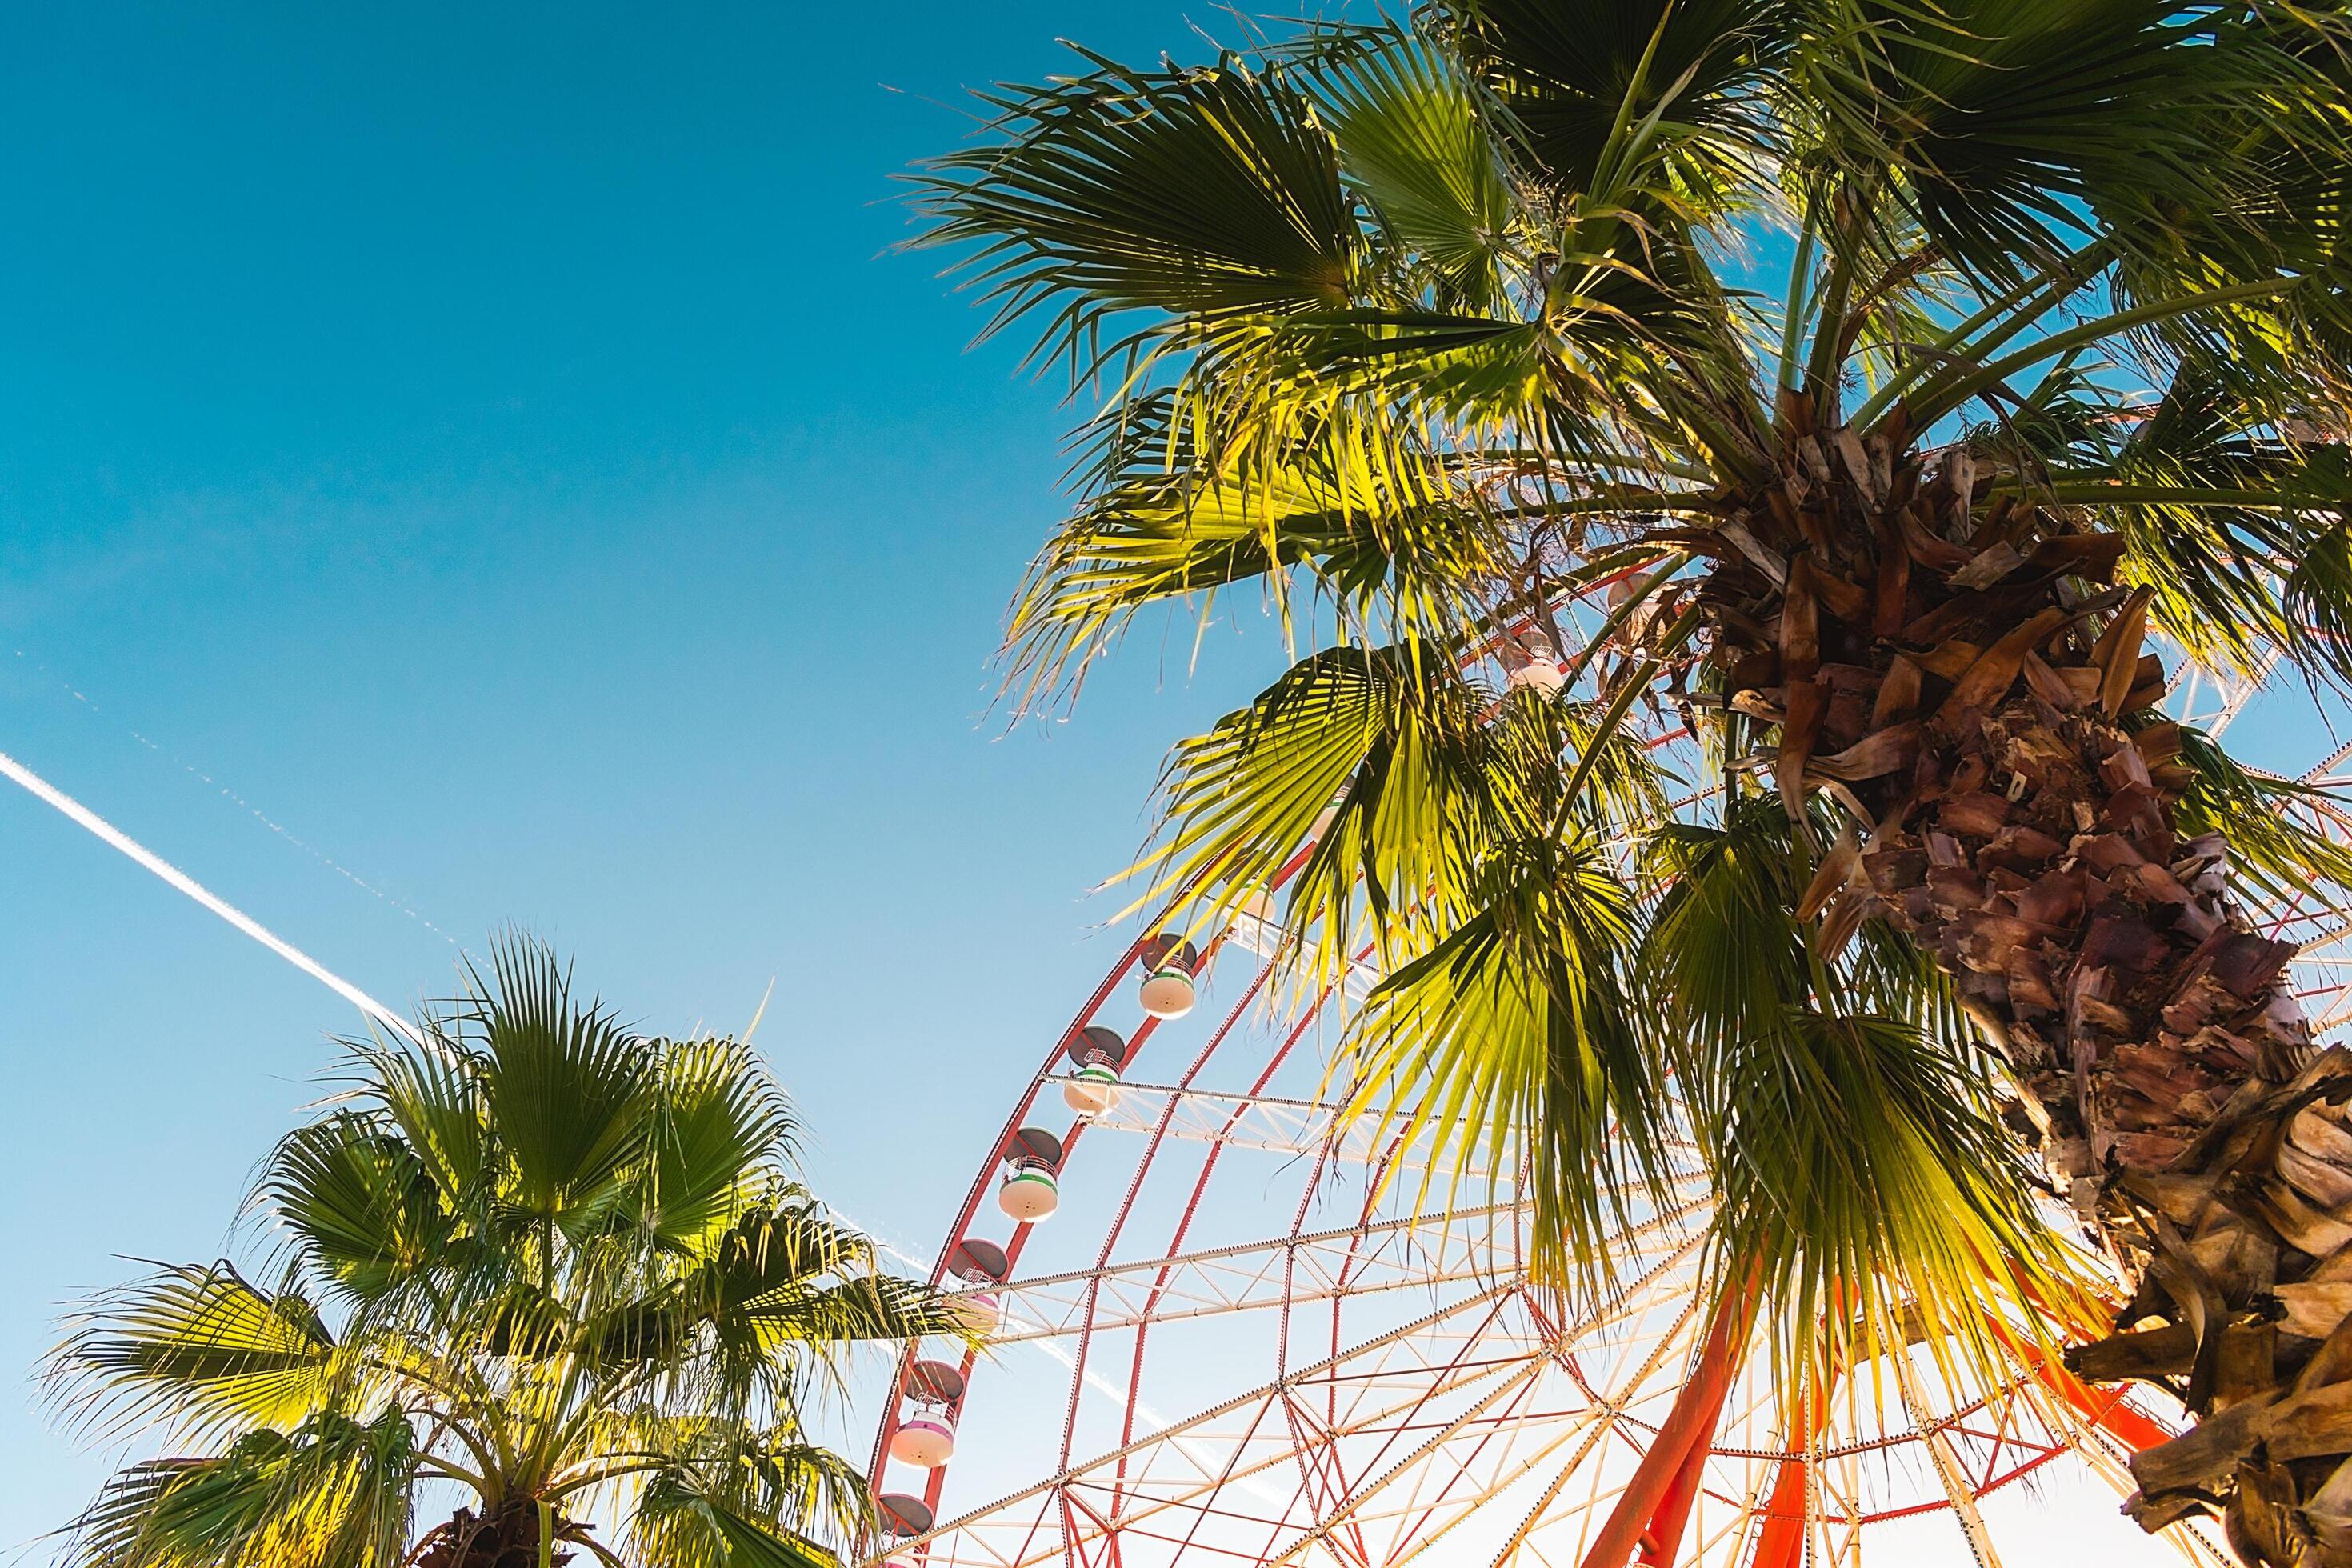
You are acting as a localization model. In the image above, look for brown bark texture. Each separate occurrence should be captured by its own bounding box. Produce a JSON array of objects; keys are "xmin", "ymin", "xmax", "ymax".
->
[
  {"xmin": 412, "ymin": 1500, "xmax": 575, "ymax": 1568},
  {"xmin": 1697, "ymin": 406, "xmax": 2351, "ymax": 1564}
]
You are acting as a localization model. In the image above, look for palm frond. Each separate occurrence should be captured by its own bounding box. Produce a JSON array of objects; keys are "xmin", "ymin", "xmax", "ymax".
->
[
  {"xmin": 1789, "ymin": 1, "xmax": 2278, "ymax": 282},
  {"xmin": 2096, "ymin": 4, "xmax": 2352, "ymax": 380},
  {"xmin": 2170, "ymin": 725, "xmax": 2352, "ymax": 908},
  {"xmin": 466, "ymin": 939, "xmax": 654, "ymax": 1232},
  {"xmin": 1340, "ymin": 829, "xmax": 1671, "ymax": 1296},
  {"xmin": 49, "ymin": 1266, "xmax": 342, "ymax": 1446},
  {"xmin": 1133, "ymin": 643, "xmax": 1497, "ymax": 982},
  {"xmin": 1005, "ymin": 389, "xmax": 1489, "ymax": 705},
  {"xmin": 1299, "ymin": 26, "xmax": 1522, "ymax": 311},
  {"xmin": 62, "ymin": 1410, "xmax": 415, "ymax": 1568},
  {"xmin": 1434, "ymin": 0, "xmax": 1789, "ymax": 203},
  {"xmin": 638, "ymin": 1037, "xmax": 801, "ymax": 1255},
  {"xmin": 632, "ymin": 1468, "xmax": 847, "ymax": 1568},
  {"xmin": 2090, "ymin": 357, "xmax": 2351, "ymax": 681},
  {"xmin": 1699, "ymin": 1006, "xmax": 2100, "ymax": 1392},
  {"xmin": 258, "ymin": 1115, "xmax": 453, "ymax": 1304},
  {"xmin": 910, "ymin": 49, "xmax": 1357, "ymax": 387}
]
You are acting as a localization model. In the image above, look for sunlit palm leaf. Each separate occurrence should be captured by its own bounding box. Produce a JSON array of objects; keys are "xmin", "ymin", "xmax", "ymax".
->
[
  {"xmin": 1701, "ymin": 1007, "xmax": 2102, "ymax": 1385},
  {"xmin": 64, "ymin": 1410, "xmax": 417, "ymax": 1568},
  {"xmin": 53, "ymin": 1266, "xmax": 342, "ymax": 1444},
  {"xmin": 1342, "ymin": 828, "xmax": 1670, "ymax": 1294}
]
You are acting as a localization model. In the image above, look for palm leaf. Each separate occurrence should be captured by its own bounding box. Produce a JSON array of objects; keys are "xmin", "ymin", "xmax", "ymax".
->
[
  {"xmin": 50, "ymin": 1266, "xmax": 342, "ymax": 1445},
  {"xmin": 638, "ymin": 1037, "xmax": 801, "ymax": 1254},
  {"xmin": 1700, "ymin": 1005, "xmax": 2100, "ymax": 1389},
  {"xmin": 910, "ymin": 50, "xmax": 1357, "ymax": 386},
  {"xmin": 1789, "ymin": 1, "xmax": 2272, "ymax": 280},
  {"xmin": 1300, "ymin": 26, "xmax": 1522, "ymax": 311},
  {"xmin": 62, "ymin": 1410, "xmax": 416, "ymax": 1568},
  {"xmin": 258, "ymin": 1115, "xmax": 453, "ymax": 1303},
  {"xmin": 467, "ymin": 940, "xmax": 654, "ymax": 1231},
  {"xmin": 2170, "ymin": 725, "xmax": 2352, "ymax": 908},
  {"xmin": 1437, "ymin": 0, "xmax": 1789, "ymax": 202},
  {"xmin": 632, "ymin": 1470, "xmax": 847, "ymax": 1568},
  {"xmin": 1341, "ymin": 828, "xmax": 1671, "ymax": 1295}
]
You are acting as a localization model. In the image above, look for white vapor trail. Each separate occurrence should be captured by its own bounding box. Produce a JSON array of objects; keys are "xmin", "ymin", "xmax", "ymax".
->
[{"xmin": 0, "ymin": 746, "xmax": 423, "ymax": 1046}]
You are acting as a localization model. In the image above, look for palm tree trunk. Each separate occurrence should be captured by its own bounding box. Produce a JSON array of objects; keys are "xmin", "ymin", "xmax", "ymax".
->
[{"xmin": 1703, "ymin": 410, "xmax": 2351, "ymax": 1565}]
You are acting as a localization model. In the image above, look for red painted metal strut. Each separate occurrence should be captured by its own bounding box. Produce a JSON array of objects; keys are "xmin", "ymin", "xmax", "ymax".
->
[
  {"xmin": 1748, "ymin": 1372, "xmax": 1836, "ymax": 1568},
  {"xmin": 1580, "ymin": 1286, "xmax": 1754, "ymax": 1568},
  {"xmin": 1636, "ymin": 1395, "xmax": 1725, "ymax": 1568},
  {"xmin": 1998, "ymin": 1322, "xmax": 2174, "ymax": 1454}
]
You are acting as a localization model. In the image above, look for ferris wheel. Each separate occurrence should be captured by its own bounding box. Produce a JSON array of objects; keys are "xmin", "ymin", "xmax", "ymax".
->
[{"xmin": 862, "ymin": 597, "xmax": 2352, "ymax": 1568}]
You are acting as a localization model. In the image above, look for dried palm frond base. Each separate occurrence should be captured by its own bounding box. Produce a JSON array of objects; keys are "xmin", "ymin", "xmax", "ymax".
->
[{"xmin": 1693, "ymin": 410, "xmax": 2341, "ymax": 1562}]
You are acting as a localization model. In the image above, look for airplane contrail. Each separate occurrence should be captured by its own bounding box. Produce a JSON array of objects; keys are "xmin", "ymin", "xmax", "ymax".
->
[{"xmin": 0, "ymin": 746, "xmax": 423, "ymax": 1046}]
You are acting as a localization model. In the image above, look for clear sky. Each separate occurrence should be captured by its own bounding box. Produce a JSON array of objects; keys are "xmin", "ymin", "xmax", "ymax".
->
[
  {"xmin": 0, "ymin": 6, "xmax": 2225, "ymax": 1564},
  {"xmin": 0, "ymin": 0, "xmax": 1279, "ymax": 1548}
]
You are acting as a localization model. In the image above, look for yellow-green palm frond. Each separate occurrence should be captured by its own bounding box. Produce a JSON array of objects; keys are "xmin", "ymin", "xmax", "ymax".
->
[
  {"xmin": 258, "ymin": 1114, "xmax": 454, "ymax": 1306},
  {"xmin": 2169, "ymin": 726, "xmax": 2352, "ymax": 909},
  {"xmin": 1131, "ymin": 643, "xmax": 1499, "ymax": 984},
  {"xmin": 1699, "ymin": 1006, "xmax": 2104, "ymax": 1398},
  {"xmin": 62, "ymin": 1410, "xmax": 416, "ymax": 1568},
  {"xmin": 1006, "ymin": 387, "xmax": 1494, "ymax": 706},
  {"xmin": 1339, "ymin": 826, "xmax": 1670, "ymax": 1299},
  {"xmin": 50, "ymin": 1266, "xmax": 346, "ymax": 1447}
]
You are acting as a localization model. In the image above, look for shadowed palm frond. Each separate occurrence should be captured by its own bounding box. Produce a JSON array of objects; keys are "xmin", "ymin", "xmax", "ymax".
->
[{"xmin": 911, "ymin": 50, "xmax": 1358, "ymax": 389}]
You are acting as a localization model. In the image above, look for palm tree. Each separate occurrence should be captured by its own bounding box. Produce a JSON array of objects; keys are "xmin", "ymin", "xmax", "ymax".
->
[
  {"xmin": 914, "ymin": 2, "xmax": 2352, "ymax": 1559},
  {"xmin": 47, "ymin": 942, "xmax": 956, "ymax": 1568}
]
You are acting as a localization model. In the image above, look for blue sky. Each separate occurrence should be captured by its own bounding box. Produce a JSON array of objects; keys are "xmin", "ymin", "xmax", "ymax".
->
[{"xmin": 0, "ymin": 2, "xmax": 1285, "ymax": 1547}]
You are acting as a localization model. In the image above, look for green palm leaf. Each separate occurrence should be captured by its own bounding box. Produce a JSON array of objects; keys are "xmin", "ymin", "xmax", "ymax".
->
[
  {"xmin": 64, "ymin": 1410, "xmax": 417, "ymax": 1568},
  {"xmin": 912, "ymin": 50, "xmax": 1357, "ymax": 385},
  {"xmin": 52, "ymin": 1266, "xmax": 342, "ymax": 1445}
]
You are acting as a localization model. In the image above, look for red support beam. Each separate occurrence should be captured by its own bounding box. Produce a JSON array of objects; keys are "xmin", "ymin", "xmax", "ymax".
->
[
  {"xmin": 1581, "ymin": 1287, "xmax": 1752, "ymax": 1568},
  {"xmin": 1637, "ymin": 1392, "xmax": 1726, "ymax": 1568},
  {"xmin": 1994, "ymin": 1322, "xmax": 2174, "ymax": 1454},
  {"xmin": 1748, "ymin": 1374, "xmax": 1834, "ymax": 1568}
]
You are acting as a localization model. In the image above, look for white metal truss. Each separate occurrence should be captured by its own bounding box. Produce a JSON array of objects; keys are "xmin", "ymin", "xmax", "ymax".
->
[{"xmin": 971, "ymin": 1189, "xmax": 1714, "ymax": 1347}]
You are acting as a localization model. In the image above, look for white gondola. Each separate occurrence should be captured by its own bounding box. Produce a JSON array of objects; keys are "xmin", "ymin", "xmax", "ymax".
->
[
  {"xmin": 997, "ymin": 1128, "xmax": 1063, "ymax": 1222},
  {"xmin": 998, "ymin": 1162, "xmax": 1058, "ymax": 1220},
  {"xmin": 1062, "ymin": 1024, "xmax": 1126, "ymax": 1114},
  {"xmin": 1138, "ymin": 936, "xmax": 1200, "ymax": 1019},
  {"xmin": 888, "ymin": 1361, "xmax": 966, "ymax": 1468}
]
